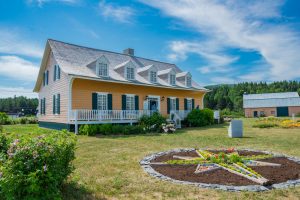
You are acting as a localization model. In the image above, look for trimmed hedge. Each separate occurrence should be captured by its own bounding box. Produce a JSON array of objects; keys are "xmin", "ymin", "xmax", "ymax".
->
[
  {"xmin": 138, "ymin": 112, "xmax": 166, "ymax": 132},
  {"xmin": 186, "ymin": 109, "xmax": 214, "ymax": 127},
  {"xmin": 79, "ymin": 124, "xmax": 146, "ymax": 136},
  {"xmin": 0, "ymin": 131, "xmax": 77, "ymax": 199},
  {"xmin": 0, "ymin": 112, "xmax": 38, "ymax": 125}
]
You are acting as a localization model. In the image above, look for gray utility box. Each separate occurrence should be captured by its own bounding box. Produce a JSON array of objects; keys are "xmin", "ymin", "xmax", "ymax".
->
[{"xmin": 228, "ymin": 120, "xmax": 243, "ymax": 138}]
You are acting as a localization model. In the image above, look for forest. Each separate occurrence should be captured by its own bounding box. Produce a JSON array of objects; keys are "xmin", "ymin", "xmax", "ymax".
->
[
  {"xmin": 0, "ymin": 96, "xmax": 38, "ymax": 116},
  {"xmin": 204, "ymin": 81, "xmax": 300, "ymax": 112}
]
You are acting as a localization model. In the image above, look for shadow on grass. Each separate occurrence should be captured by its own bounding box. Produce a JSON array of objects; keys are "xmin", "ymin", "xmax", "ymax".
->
[{"xmin": 61, "ymin": 181, "xmax": 107, "ymax": 200}]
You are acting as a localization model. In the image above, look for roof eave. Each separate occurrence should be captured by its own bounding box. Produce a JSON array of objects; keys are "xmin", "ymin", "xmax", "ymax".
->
[{"xmin": 33, "ymin": 41, "xmax": 51, "ymax": 93}]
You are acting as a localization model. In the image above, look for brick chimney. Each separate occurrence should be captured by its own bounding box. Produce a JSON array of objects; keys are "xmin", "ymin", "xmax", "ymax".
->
[{"xmin": 123, "ymin": 48, "xmax": 134, "ymax": 56}]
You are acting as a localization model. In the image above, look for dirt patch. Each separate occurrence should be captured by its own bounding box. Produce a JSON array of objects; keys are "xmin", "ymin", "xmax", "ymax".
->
[
  {"xmin": 150, "ymin": 150, "xmax": 300, "ymax": 186},
  {"xmin": 151, "ymin": 151, "xmax": 199, "ymax": 163},
  {"xmin": 151, "ymin": 165, "xmax": 256, "ymax": 186},
  {"xmin": 209, "ymin": 150, "xmax": 267, "ymax": 156},
  {"xmin": 250, "ymin": 157, "xmax": 300, "ymax": 184}
]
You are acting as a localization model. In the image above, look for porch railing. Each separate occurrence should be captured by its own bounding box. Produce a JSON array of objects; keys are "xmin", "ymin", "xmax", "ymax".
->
[{"xmin": 69, "ymin": 110, "xmax": 156, "ymax": 122}]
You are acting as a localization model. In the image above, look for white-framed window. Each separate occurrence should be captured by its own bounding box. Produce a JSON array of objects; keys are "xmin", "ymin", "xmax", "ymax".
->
[
  {"xmin": 97, "ymin": 93, "xmax": 108, "ymax": 110},
  {"xmin": 170, "ymin": 74, "xmax": 176, "ymax": 85},
  {"xmin": 126, "ymin": 67, "xmax": 135, "ymax": 80},
  {"xmin": 186, "ymin": 76, "xmax": 192, "ymax": 87},
  {"xmin": 150, "ymin": 71, "xmax": 157, "ymax": 83},
  {"xmin": 170, "ymin": 98, "xmax": 177, "ymax": 111},
  {"xmin": 98, "ymin": 63, "xmax": 108, "ymax": 77},
  {"xmin": 126, "ymin": 95, "xmax": 135, "ymax": 110},
  {"xmin": 186, "ymin": 99, "xmax": 193, "ymax": 110},
  {"xmin": 54, "ymin": 65, "xmax": 60, "ymax": 81}
]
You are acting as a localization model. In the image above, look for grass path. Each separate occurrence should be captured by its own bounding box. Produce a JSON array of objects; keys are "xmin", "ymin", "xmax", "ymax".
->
[{"xmin": 3, "ymin": 119, "xmax": 300, "ymax": 200}]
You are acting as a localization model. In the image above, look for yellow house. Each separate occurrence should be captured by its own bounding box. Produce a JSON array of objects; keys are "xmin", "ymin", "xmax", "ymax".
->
[{"xmin": 33, "ymin": 39, "xmax": 208, "ymax": 133}]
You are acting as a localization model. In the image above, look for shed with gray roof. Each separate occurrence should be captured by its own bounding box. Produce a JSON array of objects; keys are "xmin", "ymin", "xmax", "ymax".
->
[{"xmin": 243, "ymin": 92, "xmax": 300, "ymax": 117}]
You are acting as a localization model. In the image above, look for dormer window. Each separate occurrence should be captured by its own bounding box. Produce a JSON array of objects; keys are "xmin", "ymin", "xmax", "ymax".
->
[
  {"xmin": 170, "ymin": 74, "xmax": 176, "ymax": 85},
  {"xmin": 126, "ymin": 66, "xmax": 135, "ymax": 80},
  {"xmin": 98, "ymin": 63, "xmax": 108, "ymax": 77},
  {"xmin": 186, "ymin": 76, "xmax": 192, "ymax": 87},
  {"xmin": 150, "ymin": 71, "xmax": 157, "ymax": 83}
]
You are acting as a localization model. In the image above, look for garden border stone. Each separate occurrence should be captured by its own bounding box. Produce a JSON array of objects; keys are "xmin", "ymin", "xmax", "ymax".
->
[{"xmin": 140, "ymin": 148, "xmax": 300, "ymax": 192}]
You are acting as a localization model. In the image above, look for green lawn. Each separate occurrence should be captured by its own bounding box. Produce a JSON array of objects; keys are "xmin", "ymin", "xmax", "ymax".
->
[{"xmin": 3, "ymin": 119, "xmax": 300, "ymax": 200}]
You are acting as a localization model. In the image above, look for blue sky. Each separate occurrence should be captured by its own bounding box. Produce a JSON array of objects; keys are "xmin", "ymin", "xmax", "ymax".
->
[{"xmin": 0, "ymin": 0, "xmax": 300, "ymax": 98}]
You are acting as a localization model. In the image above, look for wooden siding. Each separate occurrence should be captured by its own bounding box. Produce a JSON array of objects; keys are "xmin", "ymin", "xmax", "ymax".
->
[
  {"xmin": 245, "ymin": 106, "xmax": 300, "ymax": 117},
  {"xmin": 38, "ymin": 51, "xmax": 70, "ymax": 123},
  {"xmin": 72, "ymin": 78, "xmax": 205, "ymax": 116}
]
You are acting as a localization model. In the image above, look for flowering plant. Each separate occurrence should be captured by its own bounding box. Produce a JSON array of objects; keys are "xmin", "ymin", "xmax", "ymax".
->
[
  {"xmin": 0, "ymin": 130, "xmax": 77, "ymax": 199},
  {"xmin": 162, "ymin": 123, "xmax": 176, "ymax": 133}
]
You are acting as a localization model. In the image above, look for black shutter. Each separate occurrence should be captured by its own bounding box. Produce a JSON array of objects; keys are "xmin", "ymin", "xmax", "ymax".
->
[
  {"xmin": 53, "ymin": 95, "xmax": 56, "ymax": 114},
  {"xmin": 108, "ymin": 94, "xmax": 113, "ymax": 110},
  {"xmin": 43, "ymin": 73, "xmax": 45, "ymax": 86},
  {"xmin": 54, "ymin": 65, "xmax": 57, "ymax": 81},
  {"xmin": 135, "ymin": 95, "xmax": 139, "ymax": 110},
  {"xmin": 40, "ymin": 99, "xmax": 43, "ymax": 114},
  {"xmin": 57, "ymin": 94, "xmax": 60, "ymax": 114},
  {"xmin": 184, "ymin": 98, "xmax": 187, "ymax": 110},
  {"xmin": 122, "ymin": 95, "xmax": 127, "ymax": 110},
  {"xmin": 58, "ymin": 66, "xmax": 60, "ymax": 80},
  {"xmin": 43, "ymin": 98, "xmax": 46, "ymax": 115},
  {"xmin": 92, "ymin": 93, "xmax": 98, "ymax": 110},
  {"xmin": 192, "ymin": 99, "xmax": 195, "ymax": 109},
  {"xmin": 176, "ymin": 98, "xmax": 179, "ymax": 111},
  {"xmin": 167, "ymin": 98, "xmax": 170, "ymax": 114},
  {"xmin": 46, "ymin": 71, "xmax": 49, "ymax": 85}
]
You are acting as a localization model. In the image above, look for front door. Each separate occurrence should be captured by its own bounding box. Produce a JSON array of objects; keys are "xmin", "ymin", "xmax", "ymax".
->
[
  {"xmin": 276, "ymin": 107, "xmax": 289, "ymax": 117},
  {"xmin": 253, "ymin": 111, "xmax": 258, "ymax": 117},
  {"xmin": 149, "ymin": 99, "xmax": 158, "ymax": 111}
]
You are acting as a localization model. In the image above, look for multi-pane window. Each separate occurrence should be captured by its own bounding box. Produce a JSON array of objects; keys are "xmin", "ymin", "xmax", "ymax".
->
[
  {"xmin": 54, "ymin": 65, "xmax": 60, "ymax": 81},
  {"xmin": 98, "ymin": 63, "xmax": 108, "ymax": 77},
  {"xmin": 186, "ymin": 99, "xmax": 193, "ymax": 110},
  {"xmin": 53, "ymin": 94, "xmax": 60, "ymax": 114},
  {"xmin": 170, "ymin": 74, "xmax": 176, "ymax": 85},
  {"xmin": 97, "ymin": 94, "xmax": 107, "ymax": 110},
  {"xmin": 126, "ymin": 67, "xmax": 135, "ymax": 80},
  {"xmin": 170, "ymin": 98, "xmax": 177, "ymax": 111},
  {"xmin": 40, "ymin": 98, "xmax": 46, "ymax": 115},
  {"xmin": 150, "ymin": 71, "xmax": 157, "ymax": 83},
  {"xmin": 186, "ymin": 76, "xmax": 192, "ymax": 87},
  {"xmin": 126, "ymin": 95, "xmax": 135, "ymax": 110}
]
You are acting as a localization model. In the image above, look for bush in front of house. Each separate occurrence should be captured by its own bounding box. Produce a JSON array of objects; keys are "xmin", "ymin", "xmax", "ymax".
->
[
  {"xmin": 138, "ymin": 112, "xmax": 166, "ymax": 132},
  {"xmin": 186, "ymin": 109, "xmax": 214, "ymax": 127},
  {"xmin": 79, "ymin": 124, "xmax": 146, "ymax": 136},
  {"xmin": 79, "ymin": 124, "xmax": 99, "ymax": 136},
  {"xmin": 0, "ymin": 131, "xmax": 77, "ymax": 200}
]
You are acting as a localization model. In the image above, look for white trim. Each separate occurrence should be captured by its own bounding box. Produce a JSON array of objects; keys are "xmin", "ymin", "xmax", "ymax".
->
[
  {"xmin": 169, "ymin": 96, "xmax": 177, "ymax": 99},
  {"xmin": 68, "ymin": 74, "xmax": 208, "ymax": 92},
  {"xmin": 96, "ymin": 56, "xmax": 109, "ymax": 77},
  {"xmin": 68, "ymin": 76, "xmax": 74, "ymax": 123},
  {"xmin": 147, "ymin": 95, "xmax": 161, "ymax": 111},
  {"xmin": 125, "ymin": 94, "xmax": 135, "ymax": 97},
  {"xmin": 96, "ymin": 92, "xmax": 109, "ymax": 95}
]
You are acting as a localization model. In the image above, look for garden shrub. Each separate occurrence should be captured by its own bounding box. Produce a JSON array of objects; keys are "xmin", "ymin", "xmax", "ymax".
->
[
  {"xmin": 99, "ymin": 124, "xmax": 113, "ymax": 135},
  {"xmin": 111, "ymin": 125, "xmax": 124, "ymax": 135},
  {"xmin": 0, "ymin": 132, "xmax": 77, "ymax": 200},
  {"xmin": 0, "ymin": 125, "xmax": 3, "ymax": 133},
  {"xmin": 187, "ymin": 109, "xmax": 214, "ymax": 127},
  {"xmin": 0, "ymin": 112, "xmax": 9, "ymax": 125},
  {"xmin": 79, "ymin": 124, "xmax": 98, "ymax": 136},
  {"xmin": 253, "ymin": 123, "xmax": 278, "ymax": 128},
  {"xmin": 139, "ymin": 112, "xmax": 166, "ymax": 132}
]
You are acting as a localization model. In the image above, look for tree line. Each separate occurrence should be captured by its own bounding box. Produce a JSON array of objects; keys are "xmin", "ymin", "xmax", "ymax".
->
[
  {"xmin": 0, "ymin": 96, "xmax": 38, "ymax": 116},
  {"xmin": 204, "ymin": 81, "xmax": 300, "ymax": 112}
]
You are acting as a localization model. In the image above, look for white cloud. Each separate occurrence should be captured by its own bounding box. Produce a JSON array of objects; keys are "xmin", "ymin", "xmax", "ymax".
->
[
  {"xmin": 168, "ymin": 40, "xmax": 238, "ymax": 73},
  {"xmin": 141, "ymin": 0, "xmax": 300, "ymax": 81},
  {"xmin": 0, "ymin": 28, "xmax": 43, "ymax": 58},
  {"xmin": 0, "ymin": 56, "xmax": 39, "ymax": 82},
  {"xmin": 98, "ymin": 1, "xmax": 135, "ymax": 23},
  {"xmin": 0, "ymin": 87, "xmax": 37, "ymax": 98},
  {"xmin": 26, "ymin": 0, "xmax": 79, "ymax": 7}
]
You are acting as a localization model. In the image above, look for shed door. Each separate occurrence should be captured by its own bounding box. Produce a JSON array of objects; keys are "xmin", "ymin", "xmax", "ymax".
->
[{"xmin": 276, "ymin": 107, "xmax": 289, "ymax": 117}]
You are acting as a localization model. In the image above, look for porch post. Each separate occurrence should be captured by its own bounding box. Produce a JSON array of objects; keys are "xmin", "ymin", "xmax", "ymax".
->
[{"xmin": 75, "ymin": 110, "xmax": 78, "ymax": 135}]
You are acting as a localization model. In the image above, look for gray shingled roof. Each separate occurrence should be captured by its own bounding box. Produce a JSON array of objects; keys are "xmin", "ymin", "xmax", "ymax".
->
[
  {"xmin": 48, "ymin": 39, "xmax": 207, "ymax": 91},
  {"xmin": 243, "ymin": 92, "xmax": 300, "ymax": 108}
]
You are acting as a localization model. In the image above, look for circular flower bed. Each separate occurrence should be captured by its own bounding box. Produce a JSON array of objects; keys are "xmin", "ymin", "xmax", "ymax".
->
[{"xmin": 140, "ymin": 148, "xmax": 300, "ymax": 192}]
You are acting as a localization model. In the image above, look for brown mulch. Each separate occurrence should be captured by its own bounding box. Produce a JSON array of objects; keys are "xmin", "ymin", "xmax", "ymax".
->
[
  {"xmin": 151, "ymin": 151, "xmax": 199, "ymax": 163},
  {"xmin": 150, "ymin": 150, "xmax": 300, "ymax": 186},
  {"xmin": 250, "ymin": 157, "xmax": 300, "ymax": 185},
  {"xmin": 209, "ymin": 150, "xmax": 267, "ymax": 156}
]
